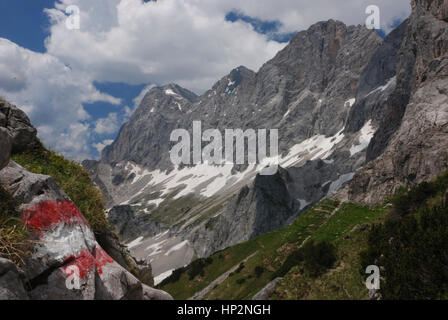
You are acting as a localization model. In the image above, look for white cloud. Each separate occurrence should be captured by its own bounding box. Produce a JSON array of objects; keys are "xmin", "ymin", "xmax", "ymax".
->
[
  {"xmin": 44, "ymin": 0, "xmax": 287, "ymax": 93},
  {"xmin": 93, "ymin": 139, "xmax": 114, "ymax": 154},
  {"xmin": 0, "ymin": 0, "xmax": 411, "ymax": 160},
  {"xmin": 94, "ymin": 112, "xmax": 119, "ymax": 135},
  {"xmin": 204, "ymin": 0, "xmax": 411, "ymax": 34},
  {"xmin": 0, "ymin": 38, "xmax": 120, "ymax": 160},
  {"xmin": 43, "ymin": 0, "xmax": 410, "ymax": 93}
]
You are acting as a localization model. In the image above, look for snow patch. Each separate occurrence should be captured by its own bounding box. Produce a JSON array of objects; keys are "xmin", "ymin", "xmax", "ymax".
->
[
  {"xmin": 165, "ymin": 240, "xmax": 189, "ymax": 256},
  {"xmin": 154, "ymin": 269, "xmax": 174, "ymax": 285},
  {"xmin": 126, "ymin": 236, "xmax": 144, "ymax": 249},
  {"xmin": 326, "ymin": 172, "xmax": 355, "ymax": 197},
  {"xmin": 298, "ymin": 199, "xmax": 310, "ymax": 210},
  {"xmin": 365, "ymin": 77, "xmax": 396, "ymax": 98},
  {"xmin": 350, "ymin": 120, "xmax": 375, "ymax": 157},
  {"xmin": 165, "ymin": 89, "xmax": 178, "ymax": 96},
  {"xmin": 281, "ymin": 128, "xmax": 345, "ymax": 167},
  {"xmin": 345, "ymin": 98, "xmax": 356, "ymax": 107}
]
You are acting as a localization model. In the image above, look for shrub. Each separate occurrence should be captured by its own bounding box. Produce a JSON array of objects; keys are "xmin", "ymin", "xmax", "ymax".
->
[
  {"xmin": 274, "ymin": 240, "xmax": 336, "ymax": 279},
  {"xmin": 158, "ymin": 267, "xmax": 186, "ymax": 287},
  {"xmin": 301, "ymin": 240, "xmax": 337, "ymax": 278},
  {"xmin": 362, "ymin": 175, "xmax": 448, "ymax": 299},
  {"xmin": 186, "ymin": 256, "xmax": 214, "ymax": 280},
  {"xmin": 235, "ymin": 263, "xmax": 245, "ymax": 274},
  {"xmin": 254, "ymin": 266, "xmax": 265, "ymax": 278}
]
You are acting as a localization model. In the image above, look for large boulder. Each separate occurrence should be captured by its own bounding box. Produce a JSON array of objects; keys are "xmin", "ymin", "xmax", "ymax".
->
[
  {"xmin": 0, "ymin": 161, "xmax": 172, "ymax": 300},
  {"xmin": 0, "ymin": 127, "xmax": 11, "ymax": 170},
  {"xmin": 0, "ymin": 99, "xmax": 38, "ymax": 154},
  {"xmin": 0, "ymin": 258, "xmax": 28, "ymax": 300}
]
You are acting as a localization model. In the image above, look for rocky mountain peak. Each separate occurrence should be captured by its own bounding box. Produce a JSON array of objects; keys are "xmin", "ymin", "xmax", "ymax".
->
[
  {"xmin": 209, "ymin": 65, "xmax": 255, "ymax": 96},
  {"xmin": 412, "ymin": 0, "xmax": 448, "ymax": 20}
]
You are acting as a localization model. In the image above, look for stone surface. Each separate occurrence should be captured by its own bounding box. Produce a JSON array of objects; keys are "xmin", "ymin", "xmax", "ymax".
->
[
  {"xmin": 0, "ymin": 258, "xmax": 28, "ymax": 300},
  {"xmin": 252, "ymin": 277, "xmax": 282, "ymax": 300},
  {"xmin": 0, "ymin": 127, "xmax": 11, "ymax": 170},
  {"xmin": 0, "ymin": 99, "xmax": 38, "ymax": 154},
  {"xmin": 348, "ymin": 0, "xmax": 448, "ymax": 204},
  {"xmin": 0, "ymin": 161, "xmax": 172, "ymax": 300}
]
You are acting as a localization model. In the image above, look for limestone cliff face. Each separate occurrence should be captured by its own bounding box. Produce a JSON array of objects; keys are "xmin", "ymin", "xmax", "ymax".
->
[{"xmin": 348, "ymin": 0, "xmax": 448, "ymax": 204}]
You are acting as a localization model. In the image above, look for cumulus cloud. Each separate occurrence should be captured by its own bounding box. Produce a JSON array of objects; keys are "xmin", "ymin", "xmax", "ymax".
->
[
  {"xmin": 44, "ymin": 0, "xmax": 286, "ymax": 93},
  {"xmin": 0, "ymin": 0, "xmax": 411, "ymax": 160},
  {"xmin": 93, "ymin": 139, "xmax": 114, "ymax": 154},
  {"xmin": 43, "ymin": 0, "xmax": 410, "ymax": 93},
  {"xmin": 0, "ymin": 38, "xmax": 120, "ymax": 160},
  {"xmin": 94, "ymin": 112, "xmax": 119, "ymax": 135}
]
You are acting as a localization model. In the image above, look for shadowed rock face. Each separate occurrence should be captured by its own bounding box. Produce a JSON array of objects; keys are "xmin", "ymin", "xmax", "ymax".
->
[
  {"xmin": 348, "ymin": 0, "xmax": 448, "ymax": 204},
  {"xmin": 0, "ymin": 127, "xmax": 11, "ymax": 171}
]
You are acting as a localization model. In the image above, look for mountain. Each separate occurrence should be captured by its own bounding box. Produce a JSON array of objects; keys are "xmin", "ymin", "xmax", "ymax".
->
[
  {"xmin": 84, "ymin": 0, "xmax": 447, "ymax": 290},
  {"xmin": 348, "ymin": 0, "xmax": 448, "ymax": 203},
  {"xmin": 84, "ymin": 19, "xmax": 389, "ymax": 283},
  {"xmin": 159, "ymin": 0, "xmax": 448, "ymax": 299}
]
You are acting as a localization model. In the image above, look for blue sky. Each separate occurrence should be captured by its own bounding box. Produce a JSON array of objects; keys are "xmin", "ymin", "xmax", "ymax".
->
[{"xmin": 0, "ymin": 0, "xmax": 411, "ymax": 160}]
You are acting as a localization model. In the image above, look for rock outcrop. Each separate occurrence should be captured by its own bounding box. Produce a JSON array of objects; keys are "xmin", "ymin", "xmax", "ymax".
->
[
  {"xmin": 0, "ymin": 101, "xmax": 171, "ymax": 300},
  {"xmin": 0, "ymin": 258, "xmax": 28, "ymax": 300},
  {"xmin": 0, "ymin": 160, "xmax": 172, "ymax": 300},
  {"xmin": 0, "ymin": 98, "xmax": 37, "ymax": 170},
  {"xmin": 348, "ymin": 0, "xmax": 448, "ymax": 204}
]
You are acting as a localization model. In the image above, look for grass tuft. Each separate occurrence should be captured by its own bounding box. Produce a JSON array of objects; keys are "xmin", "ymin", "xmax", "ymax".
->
[
  {"xmin": 0, "ymin": 186, "xmax": 30, "ymax": 265},
  {"xmin": 12, "ymin": 142, "xmax": 109, "ymax": 235}
]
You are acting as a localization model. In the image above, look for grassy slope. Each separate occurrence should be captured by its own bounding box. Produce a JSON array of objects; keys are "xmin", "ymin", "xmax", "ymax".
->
[
  {"xmin": 11, "ymin": 143, "xmax": 109, "ymax": 235},
  {"xmin": 1, "ymin": 142, "xmax": 109, "ymax": 264},
  {"xmin": 159, "ymin": 199, "xmax": 387, "ymax": 300}
]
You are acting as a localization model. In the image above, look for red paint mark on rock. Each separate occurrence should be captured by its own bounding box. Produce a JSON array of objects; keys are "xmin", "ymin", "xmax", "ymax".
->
[
  {"xmin": 22, "ymin": 200, "xmax": 89, "ymax": 232},
  {"xmin": 62, "ymin": 246, "xmax": 114, "ymax": 279}
]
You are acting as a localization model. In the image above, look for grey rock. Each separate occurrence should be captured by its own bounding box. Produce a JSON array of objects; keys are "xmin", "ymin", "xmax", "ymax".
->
[
  {"xmin": 252, "ymin": 277, "xmax": 282, "ymax": 300},
  {"xmin": 134, "ymin": 257, "xmax": 155, "ymax": 287},
  {"xmin": 0, "ymin": 127, "xmax": 11, "ymax": 170},
  {"xmin": 348, "ymin": 0, "xmax": 448, "ymax": 204},
  {"xmin": 0, "ymin": 99, "xmax": 38, "ymax": 154},
  {"xmin": 86, "ymin": 20, "xmax": 382, "ymax": 209},
  {"xmin": 102, "ymin": 84, "xmax": 198, "ymax": 171},
  {"xmin": 0, "ymin": 258, "xmax": 28, "ymax": 300},
  {"xmin": 368, "ymin": 288, "xmax": 380, "ymax": 300},
  {"xmin": 108, "ymin": 205, "xmax": 165, "ymax": 242},
  {"xmin": 0, "ymin": 160, "xmax": 172, "ymax": 300},
  {"xmin": 142, "ymin": 284, "xmax": 173, "ymax": 300},
  {"xmin": 346, "ymin": 19, "xmax": 408, "ymax": 134}
]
